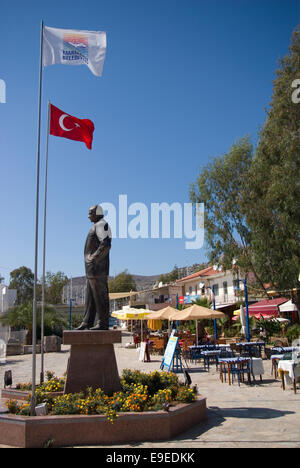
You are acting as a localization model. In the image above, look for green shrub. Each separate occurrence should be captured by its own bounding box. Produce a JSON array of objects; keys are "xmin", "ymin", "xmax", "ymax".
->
[{"xmin": 286, "ymin": 325, "xmax": 300, "ymax": 344}]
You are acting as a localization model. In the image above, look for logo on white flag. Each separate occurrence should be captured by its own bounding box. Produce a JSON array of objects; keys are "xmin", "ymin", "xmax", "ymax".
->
[{"xmin": 62, "ymin": 32, "xmax": 89, "ymax": 65}]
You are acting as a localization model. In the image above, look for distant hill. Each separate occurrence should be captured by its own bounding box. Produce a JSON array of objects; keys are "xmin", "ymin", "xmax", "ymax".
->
[
  {"xmin": 65, "ymin": 273, "xmax": 161, "ymax": 292},
  {"xmin": 131, "ymin": 274, "xmax": 161, "ymax": 291},
  {"xmin": 65, "ymin": 263, "xmax": 209, "ymax": 293}
]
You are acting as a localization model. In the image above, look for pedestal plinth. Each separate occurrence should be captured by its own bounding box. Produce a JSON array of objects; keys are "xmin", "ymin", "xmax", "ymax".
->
[{"xmin": 63, "ymin": 330, "xmax": 122, "ymax": 395}]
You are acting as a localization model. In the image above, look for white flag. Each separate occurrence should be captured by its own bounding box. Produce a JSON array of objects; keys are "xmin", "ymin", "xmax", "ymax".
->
[{"xmin": 43, "ymin": 26, "xmax": 107, "ymax": 77}]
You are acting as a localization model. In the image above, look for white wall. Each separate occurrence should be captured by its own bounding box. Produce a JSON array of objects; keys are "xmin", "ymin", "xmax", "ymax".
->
[{"xmin": 0, "ymin": 285, "xmax": 17, "ymax": 314}]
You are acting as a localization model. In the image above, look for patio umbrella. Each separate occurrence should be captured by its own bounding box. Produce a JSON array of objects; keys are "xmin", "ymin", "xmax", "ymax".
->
[
  {"xmin": 111, "ymin": 308, "xmax": 150, "ymax": 340},
  {"xmin": 145, "ymin": 306, "xmax": 178, "ymax": 320},
  {"xmin": 169, "ymin": 304, "xmax": 225, "ymax": 344},
  {"xmin": 147, "ymin": 319, "xmax": 163, "ymax": 331}
]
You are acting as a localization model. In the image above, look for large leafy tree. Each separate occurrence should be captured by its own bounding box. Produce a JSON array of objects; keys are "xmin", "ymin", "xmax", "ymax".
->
[
  {"xmin": 9, "ymin": 266, "xmax": 34, "ymax": 304},
  {"xmin": 245, "ymin": 26, "xmax": 300, "ymax": 306},
  {"xmin": 44, "ymin": 271, "xmax": 68, "ymax": 304},
  {"xmin": 190, "ymin": 137, "xmax": 267, "ymax": 290}
]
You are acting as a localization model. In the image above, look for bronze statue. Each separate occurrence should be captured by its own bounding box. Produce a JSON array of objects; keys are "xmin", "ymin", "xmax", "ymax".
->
[{"xmin": 76, "ymin": 205, "xmax": 111, "ymax": 330}]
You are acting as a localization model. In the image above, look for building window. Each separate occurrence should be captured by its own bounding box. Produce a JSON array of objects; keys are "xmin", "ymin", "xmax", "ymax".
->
[
  {"xmin": 212, "ymin": 284, "xmax": 219, "ymax": 297},
  {"xmin": 189, "ymin": 286, "xmax": 193, "ymax": 295},
  {"xmin": 223, "ymin": 281, "xmax": 228, "ymax": 295}
]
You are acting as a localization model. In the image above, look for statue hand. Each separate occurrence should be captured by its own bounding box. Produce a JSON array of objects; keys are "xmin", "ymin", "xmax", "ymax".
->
[{"xmin": 86, "ymin": 254, "xmax": 95, "ymax": 263}]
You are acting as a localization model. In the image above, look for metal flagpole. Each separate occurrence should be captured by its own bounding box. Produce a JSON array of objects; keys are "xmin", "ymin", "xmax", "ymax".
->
[
  {"xmin": 31, "ymin": 19, "xmax": 44, "ymax": 416},
  {"xmin": 40, "ymin": 101, "xmax": 51, "ymax": 385}
]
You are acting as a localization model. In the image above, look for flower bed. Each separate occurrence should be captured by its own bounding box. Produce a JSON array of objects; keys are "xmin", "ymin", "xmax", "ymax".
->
[
  {"xmin": 1, "ymin": 369, "xmax": 207, "ymax": 448},
  {"xmin": 5, "ymin": 369, "xmax": 198, "ymax": 422}
]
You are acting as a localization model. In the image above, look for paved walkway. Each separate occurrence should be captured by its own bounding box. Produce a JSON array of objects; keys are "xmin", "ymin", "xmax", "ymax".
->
[{"xmin": 1, "ymin": 332, "xmax": 300, "ymax": 448}]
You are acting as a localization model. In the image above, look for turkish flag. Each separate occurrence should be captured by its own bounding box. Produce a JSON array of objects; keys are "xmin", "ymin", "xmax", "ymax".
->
[{"xmin": 50, "ymin": 104, "xmax": 95, "ymax": 149}]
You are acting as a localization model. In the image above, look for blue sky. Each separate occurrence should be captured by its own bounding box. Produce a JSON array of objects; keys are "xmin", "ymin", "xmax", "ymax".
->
[{"xmin": 0, "ymin": 0, "xmax": 299, "ymax": 284}]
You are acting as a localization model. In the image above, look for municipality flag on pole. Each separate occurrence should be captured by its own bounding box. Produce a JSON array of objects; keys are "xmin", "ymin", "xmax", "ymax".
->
[{"xmin": 43, "ymin": 26, "xmax": 107, "ymax": 76}]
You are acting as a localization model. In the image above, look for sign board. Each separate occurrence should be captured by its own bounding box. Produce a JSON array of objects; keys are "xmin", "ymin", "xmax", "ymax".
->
[
  {"xmin": 161, "ymin": 335, "xmax": 178, "ymax": 371},
  {"xmin": 139, "ymin": 342, "xmax": 147, "ymax": 362}
]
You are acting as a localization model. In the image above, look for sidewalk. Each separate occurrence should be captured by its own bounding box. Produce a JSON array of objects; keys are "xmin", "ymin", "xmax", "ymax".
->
[{"xmin": 1, "ymin": 332, "xmax": 300, "ymax": 448}]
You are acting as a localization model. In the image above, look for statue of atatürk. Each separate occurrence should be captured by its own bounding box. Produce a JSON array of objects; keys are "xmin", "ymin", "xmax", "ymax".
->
[{"xmin": 76, "ymin": 205, "xmax": 111, "ymax": 330}]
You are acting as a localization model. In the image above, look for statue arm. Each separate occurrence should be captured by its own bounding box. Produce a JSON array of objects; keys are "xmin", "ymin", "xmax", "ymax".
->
[{"xmin": 88, "ymin": 236, "xmax": 111, "ymax": 263}]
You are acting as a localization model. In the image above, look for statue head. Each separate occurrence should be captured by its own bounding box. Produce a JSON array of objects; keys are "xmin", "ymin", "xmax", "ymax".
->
[{"xmin": 88, "ymin": 205, "xmax": 104, "ymax": 223}]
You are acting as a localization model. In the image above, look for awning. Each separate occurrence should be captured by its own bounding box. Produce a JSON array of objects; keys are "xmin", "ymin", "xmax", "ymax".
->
[
  {"xmin": 279, "ymin": 299, "xmax": 298, "ymax": 313},
  {"xmin": 247, "ymin": 297, "xmax": 289, "ymax": 317},
  {"xmin": 232, "ymin": 313, "xmax": 275, "ymax": 321},
  {"xmin": 109, "ymin": 291, "xmax": 137, "ymax": 300}
]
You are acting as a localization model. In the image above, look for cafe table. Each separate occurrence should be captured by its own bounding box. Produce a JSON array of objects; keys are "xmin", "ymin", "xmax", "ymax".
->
[
  {"xmin": 278, "ymin": 360, "xmax": 300, "ymax": 394},
  {"xmin": 236, "ymin": 341, "xmax": 266, "ymax": 357},
  {"xmin": 218, "ymin": 357, "xmax": 251, "ymax": 386},
  {"xmin": 271, "ymin": 346, "xmax": 297, "ymax": 355},
  {"xmin": 271, "ymin": 354, "xmax": 284, "ymax": 378}
]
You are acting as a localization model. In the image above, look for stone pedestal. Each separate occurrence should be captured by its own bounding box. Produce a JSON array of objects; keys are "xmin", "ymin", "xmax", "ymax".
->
[{"xmin": 63, "ymin": 330, "xmax": 121, "ymax": 395}]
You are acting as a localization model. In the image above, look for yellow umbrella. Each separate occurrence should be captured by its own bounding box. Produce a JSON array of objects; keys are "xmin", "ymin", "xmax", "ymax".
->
[
  {"xmin": 147, "ymin": 319, "xmax": 163, "ymax": 331},
  {"xmin": 111, "ymin": 308, "xmax": 149, "ymax": 320},
  {"xmin": 111, "ymin": 308, "xmax": 150, "ymax": 340}
]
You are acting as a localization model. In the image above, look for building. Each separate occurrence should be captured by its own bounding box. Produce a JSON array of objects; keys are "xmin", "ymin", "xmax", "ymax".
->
[
  {"xmin": 0, "ymin": 284, "xmax": 17, "ymax": 314},
  {"xmin": 132, "ymin": 283, "xmax": 183, "ymax": 310},
  {"xmin": 0, "ymin": 284, "xmax": 17, "ymax": 343},
  {"xmin": 174, "ymin": 265, "xmax": 266, "ymax": 315}
]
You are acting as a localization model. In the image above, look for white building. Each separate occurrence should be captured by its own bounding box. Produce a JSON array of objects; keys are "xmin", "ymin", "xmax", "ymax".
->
[
  {"xmin": 0, "ymin": 284, "xmax": 17, "ymax": 344},
  {"xmin": 0, "ymin": 284, "xmax": 17, "ymax": 314},
  {"xmin": 176, "ymin": 265, "xmax": 246, "ymax": 308}
]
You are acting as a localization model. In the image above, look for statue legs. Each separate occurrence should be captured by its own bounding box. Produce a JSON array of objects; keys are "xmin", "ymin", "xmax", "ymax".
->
[{"xmin": 77, "ymin": 276, "xmax": 110, "ymax": 330}]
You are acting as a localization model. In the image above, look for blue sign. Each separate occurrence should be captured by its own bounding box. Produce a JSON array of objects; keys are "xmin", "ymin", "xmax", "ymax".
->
[
  {"xmin": 161, "ymin": 334, "xmax": 178, "ymax": 371},
  {"xmin": 184, "ymin": 294, "xmax": 200, "ymax": 304}
]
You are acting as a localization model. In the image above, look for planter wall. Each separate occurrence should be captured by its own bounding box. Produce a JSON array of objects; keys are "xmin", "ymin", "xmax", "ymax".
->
[{"xmin": 0, "ymin": 396, "xmax": 207, "ymax": 448}]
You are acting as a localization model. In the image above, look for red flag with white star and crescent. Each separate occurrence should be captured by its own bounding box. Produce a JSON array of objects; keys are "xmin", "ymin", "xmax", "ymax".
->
[{"xmin": 49, "ymin": 104, "xmax": 95, "ymax": 149}]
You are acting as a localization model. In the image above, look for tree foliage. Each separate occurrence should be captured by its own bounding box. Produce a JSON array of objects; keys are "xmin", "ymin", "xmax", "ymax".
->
[
  {"xmin": 108, "ymin": 270, "xmax": 137, "ymax": 293},
  {"xmin": 0, "ymin": 302, "xmax": 66, "ymax": 344},
  {"xmin": 158, "ymin": 265, "xmax": 179, "ymax": 284},
  {"xmin": 245, "ymin": 26, "xmax": 300, "ymax": 295},
  {"xmin": 8, "ymin": 266, "xmax": 34, "ymax": 304},
  {"xmin": 190, "ymin": 25, "xmax": 300, "ymax": 307},
  {"xmin": 190, "ymin": 137, "xmax": 266, "ymax": 287},
  {"xmin": 44, "ymin": 271, "xmax": 68, "ymax": 304}
]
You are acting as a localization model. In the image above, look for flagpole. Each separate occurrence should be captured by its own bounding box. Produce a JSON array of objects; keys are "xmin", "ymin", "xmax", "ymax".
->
[
  {"xmin": 31, "ymin": 19, "xmax": 44, "ymax": 416},
  {"xmin": 40, "ymin": 100, "xmax": 51, "ymax": 385}
]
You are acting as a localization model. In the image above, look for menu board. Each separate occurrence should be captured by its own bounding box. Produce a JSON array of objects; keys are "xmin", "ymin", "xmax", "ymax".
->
[{"xmin": 162, "ymin": 334, "xmax": 178, "ymax": 371}]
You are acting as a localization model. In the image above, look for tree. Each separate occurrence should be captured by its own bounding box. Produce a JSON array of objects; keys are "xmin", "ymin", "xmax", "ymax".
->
[
  {"xmin": 0, "ymin": 302, "xmax": 66, "ymax": 344},
  {"xmin": 245, "ymin": 25, "xmax": 300, "ymax": 308},
  {"xmin": 9, "ymin": 266, "xmax": 34, "ymax": 304},
  {"xmin": 158, "ymin": 265, "xmax": 179, "ymax": 284},
  {"xmin": 44, "ymin": 271, "xmax": 68, "ymax": 304},
  {"xmin": 108, "ymin": 270, "xmax": 137, "ymax": 293},
  {"xmin": 190, "ymin": 137, "xmax": 267, "ymax": 290}
]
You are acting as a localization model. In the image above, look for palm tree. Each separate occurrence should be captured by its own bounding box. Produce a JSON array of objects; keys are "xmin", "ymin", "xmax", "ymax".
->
[{"xmin": 0, "ymin": 302, "xmax": 66, "ymax": 344}]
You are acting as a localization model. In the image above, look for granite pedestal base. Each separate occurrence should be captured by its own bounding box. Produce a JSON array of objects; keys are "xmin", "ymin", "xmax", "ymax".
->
[{"xmin": 63, "ymin": 330, "xmax": 121, "ymax": 395}]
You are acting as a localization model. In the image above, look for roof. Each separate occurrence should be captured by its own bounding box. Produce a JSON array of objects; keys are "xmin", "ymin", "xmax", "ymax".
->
[
  {"xmin": 176, "ymin": 266, "xmax": 222, "ymax": 283},
  {"xmin": 109, "ymin": 292, "xmax": 137, "ymax": 300}
]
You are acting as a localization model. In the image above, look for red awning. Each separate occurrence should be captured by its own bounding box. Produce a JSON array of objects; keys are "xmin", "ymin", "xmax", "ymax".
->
[
  {"xmin": 247, "ymin": 298, "xmax": 289, "ymax": 317},
  {"xmin": 232, "ymin": 313, "xmax": 275, "ymax": 321}
]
